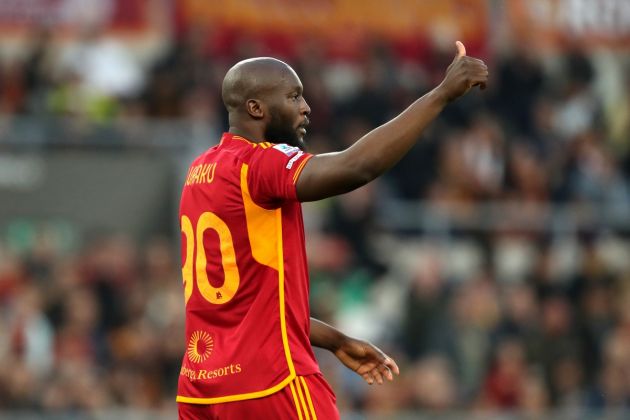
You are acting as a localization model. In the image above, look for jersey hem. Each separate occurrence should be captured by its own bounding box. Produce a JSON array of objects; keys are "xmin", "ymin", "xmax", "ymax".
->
[{"xmin": 176, "ymin": 372, "xmax": 296, "ymax": 404}]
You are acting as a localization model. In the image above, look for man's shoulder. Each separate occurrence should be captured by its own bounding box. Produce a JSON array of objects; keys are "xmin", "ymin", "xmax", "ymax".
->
[
  {"xmin": 199, "ymin": 138, "xmax": 305, "ymax": 175},
  {"xmin": 269, "ymin": 143, "xmax": 302, "ymax": 157}
]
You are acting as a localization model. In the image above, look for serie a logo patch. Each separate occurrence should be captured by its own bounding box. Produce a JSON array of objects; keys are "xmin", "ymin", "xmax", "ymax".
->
[
  {"xmin": 286, "ymin": 151, "xmax": 304, "ymax": 169},
  {"xmin": 272, "ymin": 143, "xmax": 301, "ymax": 157}
]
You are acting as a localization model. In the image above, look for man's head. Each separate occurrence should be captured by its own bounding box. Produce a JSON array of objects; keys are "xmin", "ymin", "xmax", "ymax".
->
[{"xmin": 222, "ymin": 57, "xmax": 310, "ymax": 149}]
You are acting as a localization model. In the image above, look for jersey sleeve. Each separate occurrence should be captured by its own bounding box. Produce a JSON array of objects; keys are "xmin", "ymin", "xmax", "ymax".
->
[{"xmin": 247, "ymin": 143, "xmax": 313, "ymax": 207}]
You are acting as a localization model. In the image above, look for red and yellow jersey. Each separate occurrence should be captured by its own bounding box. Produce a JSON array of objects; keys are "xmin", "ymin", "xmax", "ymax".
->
[{"xmin": 176, "ymin": 133, "xmax": 319, "ymax": 404}]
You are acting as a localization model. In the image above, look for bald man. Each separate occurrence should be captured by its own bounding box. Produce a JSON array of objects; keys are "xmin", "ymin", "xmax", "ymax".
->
[{"xmin": 177, "ymin": 43, "xmax": 487, "ymax": 419}]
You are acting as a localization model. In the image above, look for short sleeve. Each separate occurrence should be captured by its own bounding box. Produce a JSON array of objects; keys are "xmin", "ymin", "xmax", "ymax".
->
[{"xmin": 247, "ymin": 143, "xmax": 313, "ymax": 207}]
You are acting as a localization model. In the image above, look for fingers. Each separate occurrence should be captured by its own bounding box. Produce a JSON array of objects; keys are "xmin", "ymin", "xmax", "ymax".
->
[
  {"xmin": 472, "ymin": 70, "xmax": 489, "ymax": 90},
  {"xmin": 384, "ymin": 356, "xmax": 400, "ymax": 376},
  {"xmin": 383, "ymin": 365, "xmax": 393, "ymax": 381},
  {"xmin": 373, "ymin": 368, "xmax": 385, "ymax": 385},
  {"xmin": 456, "ymin": 49, "xmax": 488, "ymax": 90},
  {"xmin": 443, "ymin": 40, "xmax": 489, "ymax": 100},
  {"xmin": 362, "ymin": 372, "xmax": 373, "ymax": 385},
  {"xmin": 379, "ymin": 364, "xmax": 393, "ymax": 382},
  {"xmin": 467, "ymin": 56, "xmax": 486, "ymax": 66},
  {"xmin": 362, "ymin": 359, "xmax": 399, "ymax": 385},
  {"xmin": 463, "ymin": 58, "xmax": 488, "ymax": 91},
  {"xmin": 455, "ymin": 40, "xmax": 466, "ymax": 58},
  {"xmin": 473, "ymin": 80, "xmax": 487, "ymax": 90},
  {"xmin": 353, "ymin": 342, "xmax": 401, "ymax": 385},
  {"xmin": 362, "ymin": 367, "xmax": 385, "ymax": 385}
]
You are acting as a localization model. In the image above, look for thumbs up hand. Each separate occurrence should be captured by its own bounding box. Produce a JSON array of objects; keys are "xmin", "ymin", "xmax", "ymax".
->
[{"xmin": 437, "ymin": 41, "xmax": 488, "ymax": 103}]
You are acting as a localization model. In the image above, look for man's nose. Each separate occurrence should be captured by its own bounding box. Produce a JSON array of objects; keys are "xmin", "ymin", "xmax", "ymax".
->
[{"xmin": 301, "ymin": 98, "xmax": 311, "ymax": 115}]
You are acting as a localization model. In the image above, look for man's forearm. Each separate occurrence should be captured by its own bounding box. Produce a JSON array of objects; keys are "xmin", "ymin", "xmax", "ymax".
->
[
  {"xmin": 341, "ymin": 87, "xmax": 449, "ymax": 181},
  {"xmin": 309, "ymin": 317, "xmax": 345, "ymax": 352},
  {"xmin": 296, "ymin": 88, "xmax": 448, "ymax": 202},
  {"xmin": 296, "ymin": 44, "xmax": 488, "ymax": 203}
]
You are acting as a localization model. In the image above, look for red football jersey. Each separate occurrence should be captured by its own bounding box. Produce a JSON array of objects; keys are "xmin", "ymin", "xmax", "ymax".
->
[{"xmin": 176, "ymin": 133, "xmax": 320, "ymax": 404}]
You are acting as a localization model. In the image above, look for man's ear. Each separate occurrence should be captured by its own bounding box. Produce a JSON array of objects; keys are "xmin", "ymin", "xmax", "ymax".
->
[{"xmin": 246, "ymin": 99, "xmax": 265, "ymax": 119}]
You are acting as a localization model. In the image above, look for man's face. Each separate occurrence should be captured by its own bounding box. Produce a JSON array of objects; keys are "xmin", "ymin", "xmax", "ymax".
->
[{"xmin": 263, "ymin": 70, "xmax": 311, "ymax": 150}]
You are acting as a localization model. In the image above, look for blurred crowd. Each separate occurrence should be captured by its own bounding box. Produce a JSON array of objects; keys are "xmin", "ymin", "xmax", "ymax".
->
[
  {"xmin": 1, "ymin": 22, "xmax": 630, "ymax": 417},
  {"xmin": 0, "ymin": 231, "xmax": 183, "ymax": 413},
  {"xmin": 1, "ymin": 25, "xmax": 629, "ymax": 206}
]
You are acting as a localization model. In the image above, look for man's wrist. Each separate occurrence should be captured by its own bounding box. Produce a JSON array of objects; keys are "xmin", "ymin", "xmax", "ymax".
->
[
  {"xmin": 432, "ymin": 83, "xmax": 452, "ymax": 106},
  {"xmin": 327, "ymin": 330, "xmax": 346, "ymax": 353},
  {"xmin": 310, "ymin": 318, "xmax": 347, "ymax": 352}
]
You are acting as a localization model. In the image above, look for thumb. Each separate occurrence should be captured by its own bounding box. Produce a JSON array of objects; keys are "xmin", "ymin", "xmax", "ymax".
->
[{"xmin": 455, "ymin": 40, "xmax": 466, "ymax": 59}]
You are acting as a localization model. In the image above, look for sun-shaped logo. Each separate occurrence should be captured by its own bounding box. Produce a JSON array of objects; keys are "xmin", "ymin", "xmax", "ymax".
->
[{"xmin": 187, "ymin": 331, "xmax": 214, "ymax": 363}]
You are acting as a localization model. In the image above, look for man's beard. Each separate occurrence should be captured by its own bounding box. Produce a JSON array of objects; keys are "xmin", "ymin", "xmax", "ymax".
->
[{"xmin": 264, "ymin": 113, "xmax": 306, "ymax": 151}]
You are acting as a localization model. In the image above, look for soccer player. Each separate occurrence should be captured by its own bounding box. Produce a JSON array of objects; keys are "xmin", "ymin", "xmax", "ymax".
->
[{"xmin": 177, "ymin": 41, "xmax": 487, "ymax": 419}]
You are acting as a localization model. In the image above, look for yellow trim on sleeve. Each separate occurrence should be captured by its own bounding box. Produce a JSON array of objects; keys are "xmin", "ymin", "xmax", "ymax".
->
[{"xmin": 292, "ymin": 155, "xmax": 312, "ymax": 184}]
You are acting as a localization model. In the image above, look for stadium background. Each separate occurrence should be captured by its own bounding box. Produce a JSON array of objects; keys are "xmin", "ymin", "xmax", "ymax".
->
[{"xmin": 1, "ymin": 0, "xmax": 630, "ymax": 418}]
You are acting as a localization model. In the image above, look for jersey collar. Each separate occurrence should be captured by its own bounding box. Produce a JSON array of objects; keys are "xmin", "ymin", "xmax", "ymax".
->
[{"xmin": 220, "ymin": 132, "xmax": 257, "ymax": 146}]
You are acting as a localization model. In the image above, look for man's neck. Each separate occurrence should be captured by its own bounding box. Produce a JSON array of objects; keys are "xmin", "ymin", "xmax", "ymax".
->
[{"xmin": 228, "ymin": 126, "xmax": 264, "ymax": 143}]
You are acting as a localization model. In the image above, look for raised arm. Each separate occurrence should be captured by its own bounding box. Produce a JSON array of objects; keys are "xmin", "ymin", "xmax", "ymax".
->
[
  {"xmin": 296, "ymin": 41, "xmax": 488, "ymax": 202},
  {"xmin": 310, "ymin": 317, "xmax": 399, "ymax": 385}
]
